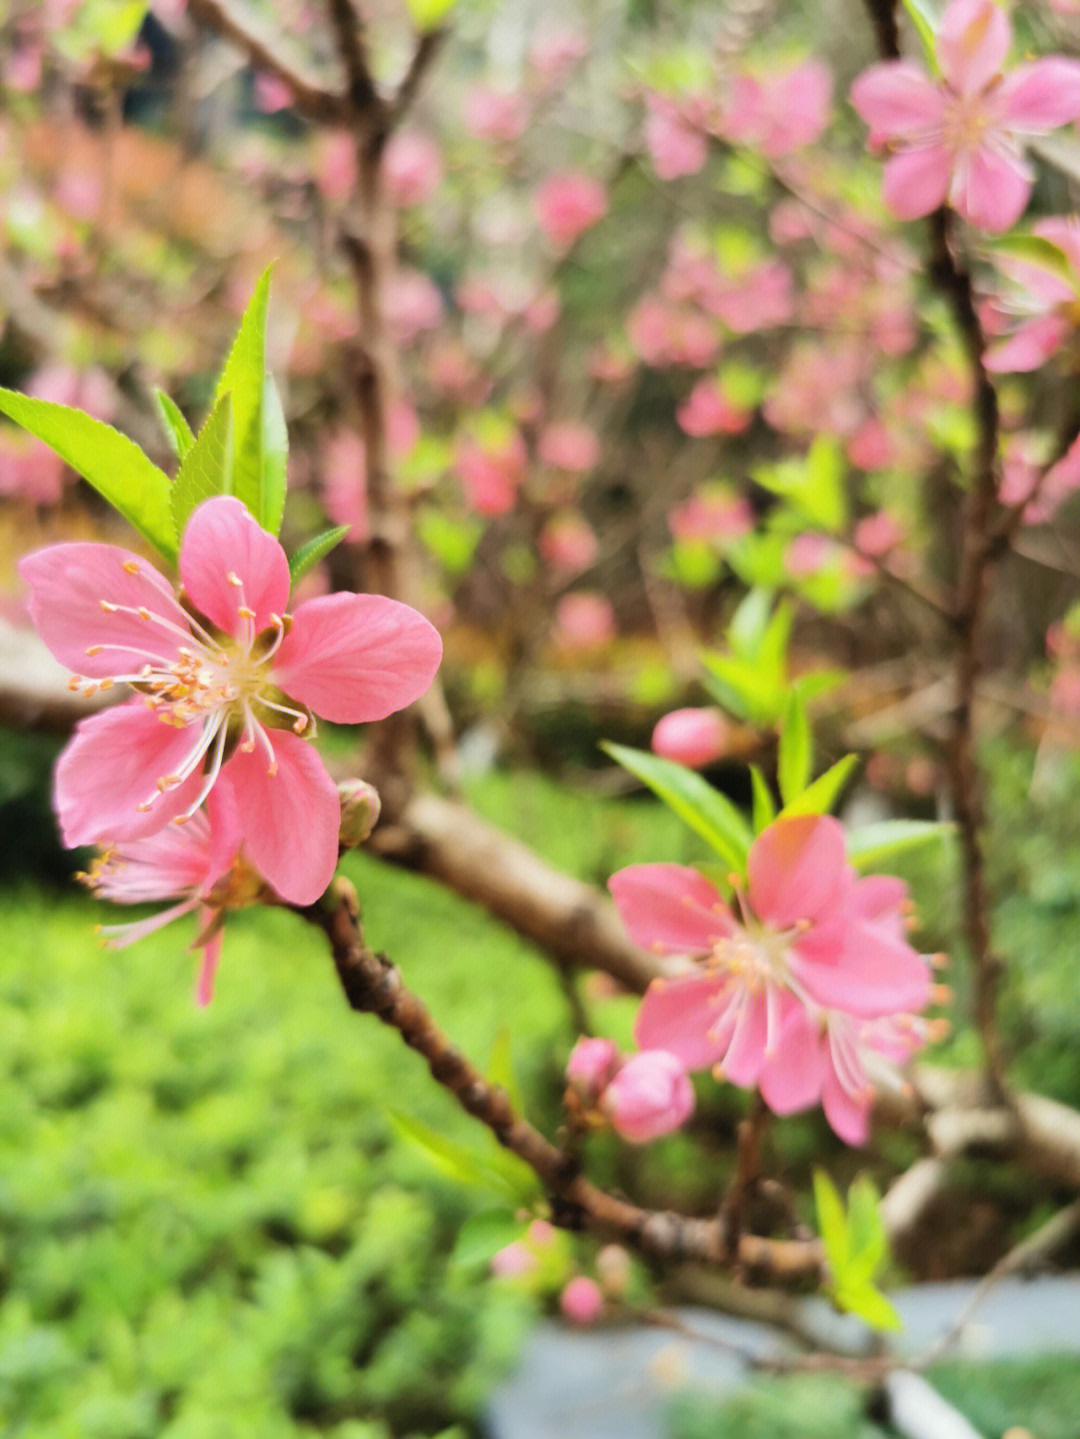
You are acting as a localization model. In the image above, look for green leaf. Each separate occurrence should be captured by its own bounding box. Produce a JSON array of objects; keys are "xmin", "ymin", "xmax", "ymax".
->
[
  {"xmin": 486, "ymin": 1028, "xmax": 525, "ymax": 1118},
  {"xmin": 813, "ymin": 1169, "xmax": 850, "ymax": 1275},
  {"xmin": 404, "ymin": 0, "xmax": 456, "ymax": 31},
  {"xmin": 992, "ymin": 232, "xmax": 1077, "ymax": 286},
  {"xmin": 0, "ymin": 389, "xmax": 176, "ymax": 561},
  {"xmin": 700, "ymin": 652, "xmax": 784, "ymax": 726},
  {"xmin": 213, "ymin": 266, "xmax": 285, "ymax": 533},
  {"xmin": 387, "ymin": 1109, "xmax": 537, "ymax": 1204},
  {"xmin": 727, "ymin": 587, "xmax": 775, "ymax": 659},
  {"xmin": 601, "ymin": 742, "xmax": 753, "ymax": 870},
  {"xmin": 845, "ymin": 819, "xmax": 953, "ymax": 871},
  {"xmin": 171, "ymin": 392, "xmax": 235, "ymax": 540},
  {"xmin": 780, "ymin": 754, "xmax": 859, "ymax": 819},
  {"xmin": 833, "ymin": 1280, "xmax": 903, "ymax": 1333},
  {"xmin": 900, "ymin": 0, "xmax": 939, "ymax": 71},
  {"xmin": 154, "ymin": 389, "xmax": 195, "ymax": 460},
  {"xmin": 793, "ymin": 669, "xmax": 846, "ymax": 706},
  {"xmin": 417, "ymin": 509, "xmax": 484, "ymax": 574},
  {"xmin": 846, "ymin": 1175, "xmax": 888, "ymax": 1283},
  {"xmin": 288, "ymin": 525, "xmax": 349, "ymax": 586},
  {"xmin": 749, "ymin": 765, "xmax": 776, "ymax": 833},
  {"xmin": 778, "ymin": 693, "xmax": 812, "ymax": 807},
  {"xmin": 450, "ymin": 1209, "xmax": 524, "ymax": 1270}
]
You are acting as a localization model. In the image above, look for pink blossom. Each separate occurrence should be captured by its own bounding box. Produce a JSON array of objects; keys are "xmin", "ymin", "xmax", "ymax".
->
[
  {"xmin": 314, "ymin": 130, "xmax": 356, "ymax": 202},
  {"xmin": 560, "ymin": 1276, "xmax": 604, "ymax": 1325},
  {"xmin": 538, "ymin": 511, "xmax": 599, "ymax": 572},
  {"xmin": 600, "ymin": 1049, "xmax": 696, "ymax": 1143},
  {"xmin": 384, "ymin": 130, "xmax": 443, "ymax": 209},
  {"xmin": 20, "ymin": 496, "xmax": 442, "ymax": 905},
  {"xmin": 80, "ymin": 781, "xmax": 244, "ymax": 1006},
  {"xmin": 984, "ymin": 217, "xmax": 1080, "ymax": 372},
  {"xmin": 610, "ymin": 816, "xmax": 932, "ymax": 1091},
  {"xmin": 627, "ymin": 297, "xmax": 720, "ymax": 369},
  {"xmin": 668, "ymin": 486, "xmax": 754, "ymax": 544},
  {"xmin": 552, "ymin": 593, "xmax": 616, "ymax": 651},
  {"xmin": 464, "ymin": 87, "xmax": 529, "ymax": 144},
  {"xmin": 850, "ymin": 0, "xmax": 1080, "ymax": 231},
  {"xmin": 385, "ymin": 268, "xmax": 444, "ymax": 347},
  {"xmin": 723, "ymin": 59, "xmax": 833, "ymax": 157},
  {"xmin": 566, "ymin": 1036, "xmax": 620, "ymax": 1104},
  {"xmin": 533, "ymin": 173, "xmax": 608, "ymax": 248},
  {"xmin": 529, "ymin": 29, "xmax": 588, "ymax": 90},
  {"xmin": 644, "ymin": 95, "xmax": 709, "ymax": 180},
  {"xmin": 320, "ymin": 429, "xmax": 369, "ymax": 542},
  {"xmin": 652, "ymin": 708, "xmax": 729, "ymax": 769},
  {"xmin": 456, "ymin": 428, "xmax": 526, "ymax": 515},
  {"xmin": 854, "ymin": 510, "xmax": 904, "ymax": 558},
  {"xmin": 491, "ymin": 1242, "xmax": 538, "ymax": 1279},
  {"xmin": 676, "ymin": 378, "xmax": 752, "ymax": 437},
  {"xmin": 847, "ymin": 416, "xmax": 896, "ymax": 472},
  {"xmin": 254, "ymin": 71, "xmax": 295, "ymax": 113},
  {"xmin": 537, "ymin": 420, "xmax": 600, "ymax": 474}
]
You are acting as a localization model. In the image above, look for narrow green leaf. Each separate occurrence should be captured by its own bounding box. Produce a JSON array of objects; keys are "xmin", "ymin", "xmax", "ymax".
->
[
  {"xmin": 812, "ymin": 1169, "xmax": 850, "ymax": 1275},
  {"xmin": 900, "ymin": 0, "xmax": 939, "ymax": 71},
  {"xmin": 845, "ymin": 819, "xmax": 953, "ymax": 871},
  {"xmin": 780, "ymin": 754, "xmax": 859, "ymax": 819},
  {"xmin": 387, "ymin": 1109, "xmax": 531, "ymax": 1202},
  {"xmin": 793, "ymin": 668, "xmax": 846, "ymax": 705},
  {"xmin": 804, "ymin": 434, "xmax": 848, "ymax": 531},
  {"xmin": 260, "ymin": 374, "xmax": 288, "ymax": 536},
  {"xmin": 451, "ymin": 1209, "xmax": 524, "ymax": 1270},
  {"xmin": 601, "ymin": 742, "xmax": 753, "ymax": 870},
  {"xmin": 288, "ymin": 525, "xmax": 349, "ymax": 586},
  {"xmin": 777, "ymin": 692, "xmax": 812, "ymax": 807},
  {"xmin": 700, "ymin": 651, "xmax": 784, "ymax": 725},
  {"xmin": 0, "ymin": 389, "xmax": 176, "ymax": 561},
  {"xmin": 727, "ymin": 587, "xmax": 774, "ymax": 659},
  {"xmin": 992, "ymin": 233, "xmax": 1076, "ymax": 286},
  {"xmin": 214, "ymin": 266, "xmax": 282, "ymax": 531},
  {"xmin": 847, "ymin": 1175, "xmax": 888, "ymax": 1282},
  {"xmin": 154, "ymin": 389, "xmax": 195, "ymax": 459},
  {"xmin": 171, "ymin": 393, "xmax": 235, "ymax": 540},
  {"xmin": 833, "ymin": 1280, "xmax": 903, "ymax": 1333},
  {"xmin": 486, "ymin": 1028, "xmax": 525, "ymax": 1117},
  {"xmin": 749, "ymin": 764, "xmax": 776, "ymax": 833}
]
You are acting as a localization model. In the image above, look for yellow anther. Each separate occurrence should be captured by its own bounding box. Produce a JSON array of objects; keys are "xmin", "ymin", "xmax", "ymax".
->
[
  {"xmin": 122, "ymin": 560, "xmax": 140, "ymax": 574},
  {"xmin": 227, "ymin": 572, "xmax": 242, "ymax": 587},
  {"xmin": 238, "ymin": 605, "xmax": 256, "ymax": 620},
  {"xmin": 100, "ymin": 600, "xmax": 118, "ymax": 612}
]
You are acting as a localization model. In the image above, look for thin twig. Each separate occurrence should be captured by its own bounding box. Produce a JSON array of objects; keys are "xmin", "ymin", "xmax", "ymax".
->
[
  {"xmin": 299, "ymin": 880, "xmax": 824, "ymax": 1283},
  {"xmin": 187, "ymin": 0, "xmax": 346, "ymax": 123}
]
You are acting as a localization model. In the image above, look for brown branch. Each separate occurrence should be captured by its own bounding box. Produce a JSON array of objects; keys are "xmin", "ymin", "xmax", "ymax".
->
[
  {"xmin": 186, "ymin": 0, "xmax": 347, "ymax": 123},
  {"xmin": 324, "ymin": 0, "xmax": 383, "ymax": 121},
  {"xmin": 300, "ymin": 879, "xmax": 823, "ymax": 1283},
  {"xmin": 390, "ymin": 29, "xmax": 448, "ymax": 126}
]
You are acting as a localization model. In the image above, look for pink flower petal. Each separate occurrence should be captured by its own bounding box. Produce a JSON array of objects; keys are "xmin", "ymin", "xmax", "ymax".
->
[
  {"xmin": 798, "ymin": 925, "xmax": 931, "ymax": 1017},
  {"xmin": 55, "ymin": 702, "xmax": 209, "ymax": 846},
  {"xmin": 951, "ymin": 143, "xmax": 1032, "ymax": 232},
  {"xmin": 194, "ymin": 917, "xmax": 224, "ymax": 1007},
  {"xmin": 997, "ymin": 58, "xmax": 1080, "ymax": 132},
  {"xmin": 937, "ymin": 0, "xmax": 1011, "ymax": 97},
  {"xmin": 224, "ymin": 729, "xmax": 340, "ymax": 905},
  {"xmin": 609, "ymin": 863, "xmax": 733, "ymax": 954},
  {"xmin": 758, "ymin": 1006, "xmax": 829, "ymax": 1115},
  {"xmin": 881, "ymin": 144, "xmax": 952, "ymax": 221},
  {"xmin": 718, "ymin": 989, "xmax": 769, "ymax": 1086},
  {"xmin": 822, "ymin": 1069, "xmax": 871, "ymax": 1145},
  {"xmin": 179, "ymin": 497, "xmax": 291, "ymax": 637},
  {"xmin": 849, "ymin": 61, "xmax": 946, "ymax": 137},
  {"xmin": 634, "ymin": 972, "xmax": 729, "ymax": 1070},
  {"xmin": 272, "ymin": 593, "xmax": 443, "ymax": 723},
  {"xmin": 19, "ymin": 542, "xmax": 188, "ymax": 678},
  {"xmin": 747, "ymin": 816, "xmax": 849, "ymax": 929},
  {"xmin": 985, "ymin": 314, "xmax": 1071, "ymax": 373}
]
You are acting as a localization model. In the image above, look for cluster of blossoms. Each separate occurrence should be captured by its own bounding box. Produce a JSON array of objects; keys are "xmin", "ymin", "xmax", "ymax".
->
[
  {"xmin": 566, "ymin": 1035, "xmax": 696, "ymax": 1143},
  {"xmin": 605, "ymin": 815, "xmax": 940, "ymax": 1144},
  {"xmin": 20, "ymin": 495, "xmax": 442, "ymax": 999}
]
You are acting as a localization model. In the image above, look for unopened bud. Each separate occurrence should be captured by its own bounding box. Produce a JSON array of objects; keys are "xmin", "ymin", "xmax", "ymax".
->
[
  {"xmin": 337, "ymin": 779, "xmax": 382, "ymax": 846},
  {"xmin": 600, "ymin": 1049, "xmax": 695, "ymax": 1143},
  {"xmin": 566, "ymin": 1036, "xmax": 619, "ymax": 1107},
  {"xmin": 560, "ymin": 1275, "xmax": 604, "ymax": 1326}
]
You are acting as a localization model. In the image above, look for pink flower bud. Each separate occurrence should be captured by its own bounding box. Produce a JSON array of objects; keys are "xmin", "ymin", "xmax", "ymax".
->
[
  {"xmin": 600, "ymin": 1050, "xmax": 695, "ymax": 1143},
  {"xmin": 490, "ymin": 1241, "xmax": 538, "ymax": 1278},
  {"xmin": 337, "ymin": 779, "xmax": 382, "ymax": 846},
  {"xmin": 651, "ymin": 708, "xmax": 729, "ymax": 769},
  {"xmin": 560, "ymin": 1275, "xmax": 604, "ymax": 1325},
  {"xmin": 566, "ymin": 1036, "xmax": 619, "ymax": 1105}
]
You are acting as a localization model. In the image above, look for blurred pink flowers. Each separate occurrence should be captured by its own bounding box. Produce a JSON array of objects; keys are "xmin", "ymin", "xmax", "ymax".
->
[
  {"xmin": 851, "ymin": 0, "xmax": 1080, "ymax": 231},
  {"xmin": 533, "ymin": 173, "xmax": 608, "ymax": 248},
  {"xmin": 609, "ymin": 815, "xmax": 933, "ymax": 1140},
  {"xmin": 21, "ymin": 496, "xmax": 442, "ymax": 905}
]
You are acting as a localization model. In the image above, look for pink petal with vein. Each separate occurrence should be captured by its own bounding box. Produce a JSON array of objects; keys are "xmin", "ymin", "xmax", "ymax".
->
[
  {"xmin": 759, "ymin": 1006, "xmax": 828, "ymax": 1115},
  {"xmin": 985, "ymin": 314, "xmax": 1071, "ymax": 373},
  {"xmin": 822, "ymin": 1070, "xmax": 871, "ymax": 1145},
  {"xmin": 195, "ymin": 921, "xmax": 224, "ymax": 1007},
  {"xmin": 799, "ymin": 925, "xmax": 930, "ymax": 1017},
  {"xmin": 996, "ymin": 58, "xmax": 1080, "ymax": 131},
  {"xmin": 180, "ymin": 497, "xmax": 291, "ymax": 637},
  {"xmin": 718, "ymin": 990, "xmax": 768, "ymax": 1086},
  {"xmin": 634, "ymin": 972, "xmax": 729, "ymax": 1070},
  {"xmin": 953, "ymin": 144, "xmax": 1032, "ymax": 232},
  {"xmin": 609, "ymin": 863, "xmax": 733, "ymax": 954},
  {"xmin": 747, "ymin": 815, "xmax": 848, "ymax": 928},
  {"xmin": 937, "ymin": 0, "xmax": 1011, "ymax": 97},
  {"xmin": 55, "ymin": 702, "xmax": 209, "ymax": 846},
  {"xmin": 19, "ymin": 542, "xmax": 187, "ymax": 677},
  {"xmin": 849, "ymin": 62, "xmax": 946, "ymax": 136},
  {"xmin": 881, "ymin": 145, "xmax": 952, "ymax": 220},
  {"xmin": 273, "ymin": 592, "xmax": 443, "ymax": 723},
  {"xmin": 224, "ymin": 729, "xmax": 340, "ymax": 905}
]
